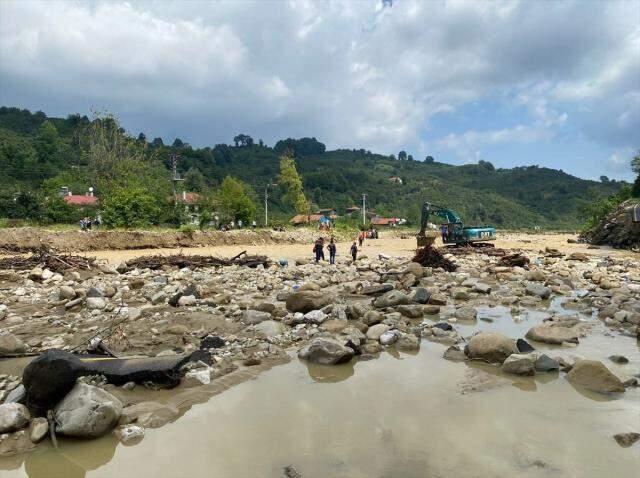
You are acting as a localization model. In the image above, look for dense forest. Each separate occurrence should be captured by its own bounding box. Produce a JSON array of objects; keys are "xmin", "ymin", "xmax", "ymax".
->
[{"xmin": 0, "ymin": 106, "xmax": 632, "ymax": 229}]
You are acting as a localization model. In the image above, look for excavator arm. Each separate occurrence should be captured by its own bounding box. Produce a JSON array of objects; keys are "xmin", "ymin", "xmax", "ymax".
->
[{"xmin": 419, "ymin": 202, "xmax": 462, "ymax": 235}]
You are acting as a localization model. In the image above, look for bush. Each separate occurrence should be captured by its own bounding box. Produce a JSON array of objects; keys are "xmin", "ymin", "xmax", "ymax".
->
[
  {"xmin": 41, "ymin": 196, "xmax": 85, "ymax": 224},
  {"xmin": 179, "ymin": 224, "xmax": 197, "ymax": 235},
  {"xmin": 101, "ymin": 189, "xmax": 161, "ymax": 228}
]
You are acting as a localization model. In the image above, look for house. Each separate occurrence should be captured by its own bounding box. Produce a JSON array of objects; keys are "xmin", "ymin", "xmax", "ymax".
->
[
  {"xmin": 61, "ymin": 188, "xmax": 99, "ymax": 207},
  {"xmin": 176, "ymin": 191, "xmax": 202, "ymax": 224},
  {"xmin": 344, "ymin": 206, "xmax": 360, "ymax": 216},
  {"xmin": 316, "ymin": 208, "xmax": 338, "ymax": 219},
  {"xmin": 371, "ymin": 216, "xmax": 399, "ymax": 226},
  {"xmin": 388, "ymin": 176, "xmax": 403, "ymax": 184},
  {"xmin": 290, "ymin": 214, "xmax": 333, "ymax": 229}
]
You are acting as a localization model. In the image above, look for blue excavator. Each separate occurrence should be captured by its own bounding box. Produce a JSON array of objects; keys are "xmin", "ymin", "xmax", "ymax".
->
[{"xmin": 416, "ymin": 202, "xmax": 497, "ymax": 247}]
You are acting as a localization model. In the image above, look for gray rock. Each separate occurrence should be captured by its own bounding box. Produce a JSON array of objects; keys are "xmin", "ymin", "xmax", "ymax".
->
[
  {"xmin": 54, "ymin": 383, "xmax": 123, "ymax": 438},
  {"xmin": 525, "ymin": 283, "xmax": 551, "ymax": 299},
  {"xmin": 0, "ymin": 403, "xmax": 30, "ymax": 433},
  {"xmin": 4, "ymin": 384, "xmax": 25, "ymax": 403},
  {"xmin": 151, "ymin": 291, "xmax": 166, "ymax": 305},
  {"xmin": 566, "ymin": 360, "xmax": 625, "ymax": 393},
  {"xmin": 455, "ymin": 306, "xmax": 477, "ymax": 321},
  {"xmin": 366, "ymin": 323, "xmax": 391, "ymax": 341},
  {"xmin": 474, "ymin": 282, "xmax": 492, "ymax": 294},
  {"xmin": 396, "ymin": 333, "xmax": 420, "ymax": 351},
  {"xmin": 525, "ymin": 324, "xmax": 579, "ymax": 345},
  {"xmin": 86, "ymin": 297, "xmax": 106, "ymax": 310},
  {"xmin": 241, "ymin": 309, "xmax": 271, "ymax": 325},
  {"xmin": 451, "ymin": 288, "xmax": 469, "ymax": 300},
  {"xmin": 501, "ymin": 354, "xmax": 535, "ymax": 376},
  {"xmin": 379, "ymin": 330, "xmax": 400, "ymax": 346},
  {"xmin": 362, "ymin": 310, "xmax": 383, "ymax": 326},
  {"xmin": 464, "ymin": 332, "xmax": 518, "ymax": 363},
  {"xmin": 58, "ymin": 286, "xmax": 76, "ymax": 300},
  {"xmin": 396, "ymin": 305, "xmax": 423, "ymax": 318},
  {"xmin": 613, "ymin": 432, "xmax": 640, "ymax": 448},
  {"xmin": 297, "ymin": 338, "xmax": 354, "ymax": 365},
  {"xmin": 114, "ymin": 424, "xmax": 145, "ymax": 445},
  {"xmin": 373, "ymin": 290, "xmax": 409, "ymax": 308},
  {"xmin": 0, "ymin": 333, "xmax": 26, "ymax": 356},
  {"xmin": 303, "ymin": 309, "xmax": 328, "ymax": 324},
  {"xmin": 410, "ymin": 288, "xmax": 431, "ymax": 304},
  {"xmin": 609, "ymin": 355, "xmax": 629, "ymax": 364},
  {"xmin": 360, "ymin": 283, "xmax": 394, "ymax": 295},
  {"xmin": 534, "ymin": 354, "xmax": 559, "ymax": 372},
  {"xmin": 177, "ymin": 295, "xmax": 197, "ymax": 307},
  {"xmin": 286, "ymin": 291, "xmax": 333, "ymax": 313},
  {"xmin": 29, "ymin": 417, "xmax": 49, "ymax": 443},
  {"xmin": 253, "ymin": 320, "xmax": 285, "ymax": 337},
  {"xmin": 443, "ymin": 345, "xmax": 467, "ymax": 361},
  {"xmin": 86, "ymin": 287, "xmax": 104, "ymax": 298}
]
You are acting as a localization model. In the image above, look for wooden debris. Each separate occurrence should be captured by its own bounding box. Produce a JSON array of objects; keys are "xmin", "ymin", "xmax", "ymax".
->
[
  {"xmin": 125, "ymin": 250, "xmax": 271, "ymax": 270},
  {"xmin": 412, "ymin": 246, "xmax": 457, "ymax": 271},
  {"xmin": 498, "ymin": 253, "xmax": 530, "ymax": 267},
  {"xmin": 0, "ymin": 249, "xmax": 94, "ymax": 272}
]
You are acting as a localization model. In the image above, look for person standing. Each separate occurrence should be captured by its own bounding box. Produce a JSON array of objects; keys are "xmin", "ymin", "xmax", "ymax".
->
[
  {"xmin": 328, "ymin": 238, "xmax": 337, "ymax": 264},
  {"xmin": 358, "ymin": 231, "xmax": 364, "ymax": 247},
  {"xmin": 313, "ymin": 238, "xmax": 323, "ymax": 263},
  {"xmin": 441, "ymin": 224, "xmax": 448, "ymax": 243},
  {"xmin": 350, "ymin": 241, "xmax": 358, "ymax": 262}
]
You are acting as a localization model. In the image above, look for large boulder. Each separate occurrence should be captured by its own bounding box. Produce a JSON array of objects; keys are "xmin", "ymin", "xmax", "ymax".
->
[
  {"xmin": 525, "ymin": 324, "xmax": 579, "ymax": 345},
  {"xmin": 501, "ymin": 354, "xmax": 535, "ymax": 376},
  {"xmin": 525, "ymin": 283, "xmax": 551, "ymax": 299},
  {"xmin": 241, "ymin": 309, "xmax": 271, "ymax": 325},
  {"xmin": 0, "ymin": 403, "xmax": 30, "ymax": 433},
  {"xmin": 285, "ymin": 291, "xmax": 332, "ymax": 313},
  {"xmin": 366, "ymin": 323, "xmax": 391, "ymax": 341},
  {"xmin": 297, "ymin": 338, "xmax": 354, "ymax": 365},
  {"xmin": 54, "ymin": 383, "xmax": 123, "ymax": 438},
  {"xmin": 0, "ymin": 332, "xmax": 26, "ymax": 356},
  {"xmin": 252, "ymin": 320, "xmax": 285, "ymax": 337},
  {"xmin": 373, "ymin": 290, "xmax": 409, "ymax": 308},
  {"xmin": 464, "ymin": 332, "xmax": 518, "ymax": 363},
  {"xmin": 454, "ymin": 306, "xmax": 477, "ymax": 321},
  {"xmin": 566, "ymin": 360, "xmax": 625, "ymax": 393},
  {"xmin": 360, "ymin": 283, "xmax": 393, "ymax": 295}
]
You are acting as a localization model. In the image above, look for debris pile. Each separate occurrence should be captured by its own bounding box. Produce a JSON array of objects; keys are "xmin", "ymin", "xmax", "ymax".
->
[
  {"xmin": 412, "ymin": 246, "xmax": 457, "ymax": 271},
  {"xmin": 125, "ymin": 251, "xmax": 271, "ymax": 270},
  {"xmin": 0, "ymin": 249, "xmax": 94, "ymax": 272},
  {"xmin": 498, "ymin": 253, "xmax": 530, "ymax": 267}
]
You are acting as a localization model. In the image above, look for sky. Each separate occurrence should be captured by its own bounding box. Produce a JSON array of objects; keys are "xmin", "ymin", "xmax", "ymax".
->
[{"xmin": 0, "ymin": 0, "xmax": 638, "ymax": 180}]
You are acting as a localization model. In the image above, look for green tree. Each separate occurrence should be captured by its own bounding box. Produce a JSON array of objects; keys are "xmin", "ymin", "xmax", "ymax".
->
[
  {"xmin": 398, "ymin": 150, "xmax": 407, "ymax": 160},
  {"xmin": 278, "ymin": 152, "xmax": 309, "ymax": 214},
  {"xmin": 217, "ymin": 176, "xmax": 256, "ymax": 223},
  {"xmin": 425, "ymin": 155, "xmax": 435, "ymax": 163},
  {"xmin": 35, "ymin": 120, "xmax": 61, "ymax": 164},
  {"xmin": 101, "ymin": 188, "xmax": 162, "ymax": 228},
  {"xmin": 184, "ymin": 167, "xmax": 207, "ymax": 193},
  {"xmin": 632, "ymin": 152, "xmax": 640, "ymax": 197}
]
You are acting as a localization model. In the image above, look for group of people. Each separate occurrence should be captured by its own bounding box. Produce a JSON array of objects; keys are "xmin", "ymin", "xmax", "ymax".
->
[
  {"xmin": 219, "ymin": 219, "xmax": 258, "ymax": 231},
  {"xmin": 79, "ymin": 216, "xmax": 100, "ymax": 231},
  {"xmin": 313, "ymin": 237, "xmax": 359, "ymax": 264}
]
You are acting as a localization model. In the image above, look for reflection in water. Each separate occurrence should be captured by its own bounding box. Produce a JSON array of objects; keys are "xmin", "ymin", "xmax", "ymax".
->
[{"xmin": 304, "ymin": 359, "xmax": 355, "ymax": 383}]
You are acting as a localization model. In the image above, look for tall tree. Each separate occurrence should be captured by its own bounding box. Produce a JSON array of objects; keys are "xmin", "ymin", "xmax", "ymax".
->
[
  {"xmin": 632, "ymin": 151, "xmax": 640, "ymax": 197},
  {"xmin": 278, "ymin": 152, "xmax": 309, "ymax": 214},
  {"xmin": 425, "ymin": 155, "xmax": 435, "ymax": 163},
  {"xmin": 217, "ymin": 176, "xmax": 256, "ymax": 222},
  {"xmin": 398, "ymin": 150, "xmax": 407, "ymax": 161},
  {"xmin": 184, "ymin": 167, "xmax": 207, "ymax": 193}
]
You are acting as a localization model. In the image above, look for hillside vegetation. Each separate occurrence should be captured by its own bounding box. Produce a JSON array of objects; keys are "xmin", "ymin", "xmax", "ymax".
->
[{"xmin": 0, "ymin": 106, "xmax": 626, "ymax": 229}]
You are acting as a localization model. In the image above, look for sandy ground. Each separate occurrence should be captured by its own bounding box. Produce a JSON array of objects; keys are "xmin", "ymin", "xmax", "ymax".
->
[{"xmin": 85, "ymin": 232, "xmax": 637, "ymax": 264}]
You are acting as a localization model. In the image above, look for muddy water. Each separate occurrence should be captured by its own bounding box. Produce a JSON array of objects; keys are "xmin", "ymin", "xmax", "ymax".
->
[{"xmin": 1, "ymin": 300, "xmax": 639, "ymax": 478}]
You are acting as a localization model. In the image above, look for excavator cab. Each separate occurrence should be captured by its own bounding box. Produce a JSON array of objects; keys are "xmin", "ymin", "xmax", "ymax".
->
[{"xmin": 416, "ymin": 202, "xmax": 496, "ymax": 247}]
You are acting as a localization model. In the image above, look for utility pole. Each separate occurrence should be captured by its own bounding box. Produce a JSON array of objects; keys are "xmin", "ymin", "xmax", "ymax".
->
[
  {"xmin": 264, "ymin": 184, "xmax": 269, "ymax": 227},
  {"xmin": 362, "ymin": 193, "xmax": 367, "ymax": 226},
  {"xmin": 170, "ymin": 154, "xmax": 184, "ymax": 208}
]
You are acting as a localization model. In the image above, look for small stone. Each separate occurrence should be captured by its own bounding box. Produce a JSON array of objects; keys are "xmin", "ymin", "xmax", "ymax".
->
[
  {"xmin": 114, "ymin": 425, "xmax": 145, "ymax": 445},
  {"xmin": 613, "ymin": 432, "xmax": 640, "ymax": 448},
  {"xmin": 0, "ymin": 403, "xmax": 30, "ymax": 433},
  {"xmin": 534, "ymin": 354, "xmax": 559, "ymax": 372},
  {"xmin": 609, "ymin": 355, "xmax": 629, "ymax": 364},
  {"xmin": 501, "ymin": 353, "xmax": 535, "ymax": 376},
  {"xmin": 443, "ymin": 345, "xmax": 466, "ymax": 361},
  {"xmin": 166, "ymin": 324, "xmax": 188, "ymax": 335},
  {"xmin": 29, "ymin": 417, "xmax": 48, "ymax": 443},
  {"xmin": 177, "ymin": 295, "xmax": 197, "ymax": 307},
  {"xmin": 0, "ymin": 333, "xmax": 26, "ymax": 356}
]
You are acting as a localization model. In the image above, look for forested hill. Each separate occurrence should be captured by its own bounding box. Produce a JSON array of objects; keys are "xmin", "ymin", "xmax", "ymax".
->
[{"xmin": 0, "ymin": 106, "xmax": 625, "ymax": 228}]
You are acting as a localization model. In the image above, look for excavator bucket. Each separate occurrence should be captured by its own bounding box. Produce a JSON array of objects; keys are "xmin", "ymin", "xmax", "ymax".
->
[{"xmin": 416, "ymin": 230, "xmax": 438, "ymax": 247}]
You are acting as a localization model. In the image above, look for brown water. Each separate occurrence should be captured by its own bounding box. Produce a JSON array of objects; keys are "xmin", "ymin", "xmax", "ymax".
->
[{"xmin": 1, "ymin": 301, "xmax": 639, "ymax": 478}]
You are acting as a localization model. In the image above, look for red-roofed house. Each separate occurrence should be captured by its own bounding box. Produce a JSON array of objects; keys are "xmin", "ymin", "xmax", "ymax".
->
[
  {"xmin": 63, "ymin": 193, "xmax": 98, "ymax": 206},
  {"xmin": 371, "ymin": 216, "xmax": 399, "ymax": 226}
]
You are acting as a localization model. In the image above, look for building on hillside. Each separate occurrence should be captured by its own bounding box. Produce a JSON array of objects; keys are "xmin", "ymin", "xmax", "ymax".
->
[
  {"xmin": 388, "ymin": 176, "xmax": 403, "ymax": 184},
  {"xmin": 290, "ymin": 214, "xmax": 333, "ymax": 229},
  {"xmin": 371, "ymin": 216, "xmax": 400, "ymax": 227},
  {"xmin": 176, "ymin": 191, "xmax": 202, "ymax": 224},
  {"xmin": 61, "ymin": 188, "xmax": 99, "ymax": 207},
  {"xmin": 344, "ymin": 206, "xmax": 361, "ymax": 217},
  {"xmin": 316, "ymin": 208, "xmax": 338, "ymax": 219}
]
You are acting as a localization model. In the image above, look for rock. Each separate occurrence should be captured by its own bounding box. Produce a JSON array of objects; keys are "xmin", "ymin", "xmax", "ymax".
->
[
  {"xmin": 253, "ymin": 320, "xmax": 285, "ymax": 337},
  {"xmin": 120, "ymin": 401, "xmax": 179, "ymax": 429},
  {"xmin": 410, "ymin": 288, "xmax": 431, "ymax": 304},
  {"xmin": 443, "ymin": 345, "xmax": 467, "ymax": 361},
  {"xmin": 396, "ymin": 333, "xmax": 420, "ymax": 351},
  {"xmin": 428, "ymin": 293, "xmax": 447, "ymax": 306},
  {"xmin": 501, "ymin": 354, "xmax": 535, "ymax": 376},
  {"xmin": 362, "ymin": 310, "xmax": 383, "ymax": 326},
  {"xmin": 86, "ymin": 287, "xmax": 104, "ymax": 298},
  {"xmin": 361, "ymin": 341, "xmax": 383, "ymax": 354},
  {"xmin": 151, "ymin": 291, "xmax": 167, "ymax": 305},
  {"xmin": 464, "ymin": 332, "xmax": 518, "ymax": 363},
  {"xmin": 613, "ymin": 432, "xmax": 640, "ymax": 448},
  {"xmin": 566, "ymin": 360, "xmax": 625, "ymax": 393},
  {"xmin": 29, "ymin": 417, "xmax": 48, "ymax": 443},
  {"xmin": 569, "ymin": 252, "xmax": 590, "ymax": 262},
  {"xmin": 366, "ymin": 323, "xmax": 391, "ymax": 341},
  {"xmin": 360, "ymin": 283, "xmax": 394, "ymax": 295},
  {"xmin": 58, "ymin": 286, "xmax": 76, "ymax": 300},
  {"xmin": 525, "ymin": 324, "xmax": 579, "ymax": 345},
  {"xmin": 4, "ymin": 384, "xmax": 25, "ymax": 403},
  {"xmin": 406, "ymin": 262, "xmax": 424, "ymax": 279},
  {"xmin": 320, "ymin": 319, "xmax": 348, "ymax": 334},
  {"xmin": 609, "ymin": 355, "xmax": 629, "ymax": 364},
  {"xmin": 474, "ymin": 282, "xmax": 492, "ymax": 294},
  {"xmin": 286, "ymin": 291, "xmax": 333, "ymax": 313},
  {"xmin": 534, "ymin": 354, "xmax": 559, "ymax": 372},
  {"xmin": 373, "ymin": 290, "xmax": 409, "ymax": 308},
  {"xmin": 177, "ymin": 295, "xmax": 197, "ymax": 307},
  {"xmin": 432, "ymin": 322, "xmax": 453, "ymax": 331},
  {"xmin": 200, "ymin": 336, "xmax": 225, "ymax": 349},
  {"xmin": 423, "ymin": 305, "xmax": 441, "ymax": 315},
  {"xmin": 303, "ymin": 309, "xmax": 328, "ymax": 324},
  {"xmin": 0, "ymin": 403, "xmax": 30, "ymax": 433},
  {"xmin": 379, "ymin": 330, "xmax": 400, "ymax": 346},
  {"xmin": 183, "ymin": 368, "xmax": 211, "ymax": 386},
  {"xmin": 396, "ymin": 305, "xmax": 423, "ymax": 318},
  {"xmin": 455, "ymin": 306, "xmax": 477, "ymax": 321},
  {"xmin": 166, "ymin": 324, "xmax": 188, "ymax": 335},
  {"xmin": 241, "ymin": 309, "xmax": 271, "ymax": 325},
  {"xmin": 65, "ymin": 297, "xmax": 83, "ymax": 310},
  {"xmin": 86, "ymin": 297, "xmax": 106, "ymax": 310},
  {"xmin": 451, "ymin": 288, "xmax": 469, "ymax": 300},
  {"xmin": 243, "ymin": 357, "xmax": 261, "ymax": 366},
  {"xmin": 525, "ymin": 270, "xmax": 546, "ymax": 282},
  {"xmin": 525, "ymin": 283, "xmax": 551, "ymax": 299},
  {"xmin": 516, "ymin": 338, "xmax": 535, "ymax": 353},
  {"xmin": 297, "ymin": 338, "xmax": 354, "ymax": 365},
  {"xmin": 128, "ymin": 278, "xmax": 145, "ymax": 290},
  {"xmin": 114, "ymin": 424, "xmax": 145, "ymax": 445},
  {"xmin": 0, "ymin": 333, "xmax": 26, "ymax": 356},
  {"xmin": 54, "ymin": 383, "xmax": 123, "ymax": 438}
]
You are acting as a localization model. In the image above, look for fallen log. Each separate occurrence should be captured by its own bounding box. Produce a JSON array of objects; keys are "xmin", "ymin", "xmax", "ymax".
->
[
  {"xmin": 125, "ymin": 251, "xmax": 271, "ymax": 270},
  {"xmin": 0, "ymin": 249, "xmax": 94, "ymax": 273}
]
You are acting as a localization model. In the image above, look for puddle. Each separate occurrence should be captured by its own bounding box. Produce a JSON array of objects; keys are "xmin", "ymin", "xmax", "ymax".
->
[{"xmin": 0, "ymin": 299, "xmax": 638, "ymax": 478}]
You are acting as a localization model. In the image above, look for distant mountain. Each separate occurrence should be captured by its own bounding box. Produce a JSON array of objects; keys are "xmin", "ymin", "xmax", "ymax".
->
[{"xmin": 0, "ymin": 106, "xmax": 625, "ymax": 228}]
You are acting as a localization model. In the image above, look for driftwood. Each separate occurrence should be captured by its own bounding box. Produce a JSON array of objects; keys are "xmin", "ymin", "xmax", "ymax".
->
[
  {"xmin": 0, "ymin": 249, "xmax": 94, "ymax": 272},
  {"xmin": 125, "ymin": 250, "xmax": 271, "ymax": 270},
  {"xmin": 446, "ymin": 246, "xmax": 508, "ymax": 257},
  {"xmin": 412, "ymin": 246, "xmax": 457, "ymax": 272},
  {"xmin": 498, "ymin": 253, "xmax": 530, "ymax": 267}
]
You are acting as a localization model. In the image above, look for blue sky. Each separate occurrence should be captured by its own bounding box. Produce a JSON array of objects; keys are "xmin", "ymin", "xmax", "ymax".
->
[{"xmin": 1, "ymin": 0, "xmax": 638, "ymax": 181}]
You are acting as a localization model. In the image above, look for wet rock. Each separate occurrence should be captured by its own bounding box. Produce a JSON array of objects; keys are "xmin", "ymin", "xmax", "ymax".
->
[
  {"xmin": 86, "ymin": 286, "xmax": 104, "ymax": 298},
  {"xmin": 86, "ymin": 297, "xmax": 106, "ymax": 310},
  {"xmin": 432, "ymin": 322, "xmax": 453, "ymax": 331},
  {"xmin": 200, "ymin": 336, "xmax": 225, "ymax": 349},
  {"xmin": 396, "ymin": 333, "xmax": 420, "ymax": 351},
  {"xmin": 455, "ymin": 306, "xmax": 477, "ymax": 321},
  {"xmin": 396, "ymin": 305, "xmax": 423, "ymax": 318},
  {"xmin": 0, "ymin": 403, "xmax": 30, "ymax": 433},
  {"xmin": 362, "ymin": 310, "xmax": 383, "ymax": 326},
  {"xmin": 286, "ymin": 291, "xmax": 332, "ymax": 313},
  {"xmin": 525, "ymin": 283, "xmax": 551, "ymax": 299},
  {"xmin": 423, "ymin": 305, "xmax": 441, "ymax": 315},
  {"xmin": 0, "ymin": 332, "xmax": 26, "ymax": 356},
  {"xmin": 297, "ymin": 338, "xmax": 354, "ymax": 365},
  {"xmin": 534, "ymin": 354, "xmax": 559, "ymax": 372},
  {"xmin": 303, "ymin": 310, "xmax": 328, "ymax": 324},
  {"xmin": 566, "ymin": 360, "xmax": 625, "ymax": 393},
  {"xmin": 443, "ymin": 345, "xmax": 467, "ymax": 361},
  {"xmin": 241, "ymin": 309, "xmax": 271, "ymax": 325},
  {"xmin": 320, "ymin": 319, "xmax": 348, "ymax": 334},
  {"xmin": 54, "ymin": 383, "xmax": 123, "ymax": 438},
  {"xmin": 283, "ymin": 465, "xmax": 303, "ymax": 478},
  {"xmin": 452, "ymin": 288, "xmax": 470, "ymax": 300},
  {"xmin": 373, "ymin": 290, "xmax": 410, "ymax": 308},
  {"xmin": 525, "ymin": 324, "xmax": 579, "ymax": 345},
  {"xmin": 366, "ymin": 323, "xmax": 390, "ymax": 341},
  {"xmin": 516, "ymin": 338, "xmax": 535, "ymax": 353},
  {"xmin": 502, "ymin": 354, "xmax": 535, "ymax": 376},
  {"xmin": 243, "ymin": 356, "xmax": 262, "ymax": 366},
  {"xmin": 360, "ymin": 283, "xmax": 393, "ymax": 295},
  {"xmin": 114, "ymin": 424, "xmax": 145, "ymax": 445},
  {"xmin": 609, "ymin": 355, "xmax": 629, "ymax": 364},
  {"xmin": 474, "ymin": 282, "xmax": 492, "ymax": 294},
  {"xmin": 361, "ymin": 341, "xmax": 382, "ymax": 355},
  {"xmin": 379, "ymin": 330, "xmax": 400, "ymax": 346},
  {"xmin": 613, "ymin": 432, "xmax": 640, "ymax": 448},
  {"xmin": 464, "ymin": 332, "xmax": 518, "ymax": 364},
  {"xmin": 29, "ymin": 417, "xmax": 48, "ymax": 443},
  {"xmin": 120, "ymin": 401, "xmax": 180, "ymax": 429}
]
